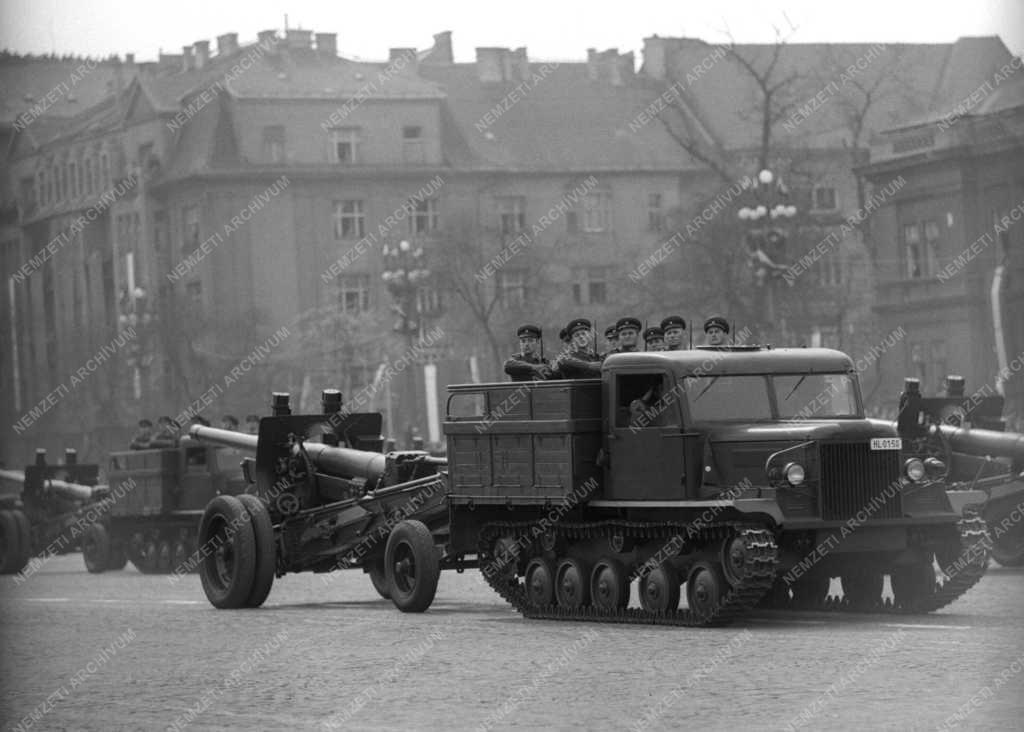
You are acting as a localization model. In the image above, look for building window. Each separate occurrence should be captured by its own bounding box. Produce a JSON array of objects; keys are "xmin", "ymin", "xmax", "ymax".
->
[
  {"xmin": 904, "ymin": 223, "xmax": 922, "ymax": 279},
  {"xmin": 339, "ymin": 274, "xmax": 371, "ymax": 313},
  {"xmin": 186, "ymin": 280, "xmax": 202, "ymax": 305},
  {"xmin": 100, "ymin": 153, "xmax": 110, "ymax": 189},
  {"xmin": 69, "ymin": 161, "xmax": 79, "ymax": 199},
  {"xmin": 183, "ymin": 205, "xmax": 200, "ymax": 253},
  {"xmin": 328, "ymin": 127, "xmax": 360, "ymax": 164},
  {"xmin": 262, "ymin": 125, "xmax": 286, "ymax": 163},
  {"xmin": 84, "ymin": 158, "xmax": 94, "ymax": 195},
  {"xmin": 923, "ymin": 220, "xmax": 940, "ymax": 277},
  {"xmin": 19, "ymin": 176, "xmax": 35, "ymax": 212},
  {"xmin": 332, "ymin": 200, "xmax": 365, "ymax": 240},
  {"xmin": 572, "ymin": 267, "xmax": 610, "ymax": 305},
  {"xmin": 815, "ymin": 254, "xmax": 842, "ymax": 286},
  {"xmin": 812, "ymin": 185, "xmax": 838, "ymax": 211},
  {"xmin": 38, "ymin": 169, "xmax": 47, "ymax": 206},
  {"xmin": 647, "ymin": 193, "xmax": 664, "ymax": 232},
  {"xmin": 402, "ymin": 125, "xmax": 424, "ymax": 163},
  {"xmin": 416, "ymin": 285, "xmax": 442, "ymax": 317},
  {"xmin": 497, "ymin": 269, "xmax": 527, "ymax": 308},
  {"xmin": 496, "ymin": 196, "xmax": 526, "ymax": 235},
  {"xmin": 582, "ymin": 191, "xmax": 611, "ymax": 232},
  {"xmin": 410, "ymin": 198, "xmax": 440, "ymax": 235}
]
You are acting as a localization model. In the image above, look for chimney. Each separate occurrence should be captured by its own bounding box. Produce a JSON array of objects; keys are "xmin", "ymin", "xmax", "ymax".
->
[
  {"xmin": 315, "ymin": 32, "xmax": 337, "ymax": 57},
  {"xmin": 642, "ymin": 36, "xmax": 668, "ymax": 80},
  {"xmin": 616, "ymin": 52, "xmax": 635, "ymax": 85},
  {"xmin": 257, "ymin": 29, "xmax": 278, "ymax": 50},
  {"xmin": 182, "ymin": 45, "xmax": 194, "ymax": 72},
  {"xmin": 511, "ymin": 47, "xmax": 529, "ymax": 82},
  {"xmin": 389, "ymin": 47, "xmax": 418, "ymax": 73},
  {"xmin": 125, "ymin": 53, "xmax": 135, "ymax": 65},
  {"xmin": 159, "ymin": 52, "xmax": 182, "ymax": 70},
  {"xmin": 586, "ymin": 48, "xmax": 599, "ymax": 81},
  {"xmin": 476, "ymin": 47, "xmax": 506, "ymax": 83},
  {"xmin": 286, "ymin": 29, "xmax": 313, "ymax": 50},
  {"xmin": 217, "ymin": 32, "xmax": 239, "ymax": 57},
  {"xmin": 429, "ymin": 31, "xmax": 453, "ymax": 64},
  {"xmin": 193, "ymin": 40, "xmax": 210, "ymax": 69}
]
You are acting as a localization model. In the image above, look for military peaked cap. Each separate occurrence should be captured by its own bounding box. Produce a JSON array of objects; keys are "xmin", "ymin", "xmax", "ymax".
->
[
  {"xmin": 604, "ymin": 325, "xmax": 618, "ymax": 339},
  {"xmin": 643, "ymin": 326, "xmax": 665, "ymax": 341},
  {"xmin": 703, "ymin": 315, "xmax": 730, "ymax": 334},
  {"xmin": 138, "ymin": 418, "xmax": 153, "ymax": 428},
  {"xmin": 558, "ymin": 327, "xmax": 570, "ymax": 343},
  {"xmin": 660, "ymin": 315, "xmax": 686, "ymax": 331},
  {"xmin": 516, "ymin": 323, "xmax": 542, "ymax": 338},
  {"xmin": 615, "ymin": 316, "xmax": 642, "ymax": 333},
  {"xmin": 566, "ymin": 317, "xmax": 593, "ymax": 336}
]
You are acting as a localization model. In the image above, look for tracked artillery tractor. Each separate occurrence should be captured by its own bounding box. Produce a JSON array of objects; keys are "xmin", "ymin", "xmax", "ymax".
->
[
  {"xmin": 0, "ymin": 449, "xmax": 103, "ymax": 574},
  {"xmin": 886, "ymin": 376, "xmax": 1024, "ymax": 567},
  {"xmin": 195, "ymin": 348, "xmax": 989, "ymax": 625}
]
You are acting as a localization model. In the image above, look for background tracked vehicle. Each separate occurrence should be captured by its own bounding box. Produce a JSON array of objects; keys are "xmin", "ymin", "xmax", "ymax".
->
[
  {"xmin": 80, "ymin": 439, "xmax": 249, "ymax": 574},
  {"xmin": 0, "ymin": 449, "xmax": 103, "ymax": 574},
  {"xmin": 193, "ymin": 348, "xmax": 988, "ymax": 626},
  {"xmin": 889, "ymin": 376, "xmax": 1024, "ymax": 566}
]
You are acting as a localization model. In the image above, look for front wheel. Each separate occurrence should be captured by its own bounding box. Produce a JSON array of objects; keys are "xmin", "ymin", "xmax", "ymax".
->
[
  {"xmin": 198, "ymin": 496, "xmax": 257, "ymax": 609},
  {"xmin": 385, "ymin": 520, "xmax": 439, "ymax": 613},
  {"xmin": 367, "ymin": 556, "xmax": 391, "ymax": 600}
]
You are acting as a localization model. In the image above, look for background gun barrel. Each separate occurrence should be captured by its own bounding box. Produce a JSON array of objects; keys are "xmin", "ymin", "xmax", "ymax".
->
[
  {"xmin": 298, "ymin": 442, "xmax": 387, "ymax": 481},
  {"xmin": 44, "ymin": 478, "xmax": 96, "ymax": 502},
  {"xmin": 188, "ymin": 425, "xmax": 260, "ymax": 452},
  {"xmin": 0, "ymin": 468, "xmax": 26, "ymax": 485},
  {"xmin": 937, "ymin": 424, "xmax": 1024, "ymax": 461}
]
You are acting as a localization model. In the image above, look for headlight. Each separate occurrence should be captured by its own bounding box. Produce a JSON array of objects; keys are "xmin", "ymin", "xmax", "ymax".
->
[
  {"xmin": 784, "ymin": 462, "xmax": 805, "ymax": 486},
  {"xmin": 904, "ymin": 457, "xmax": 926, "ymax": 482}
]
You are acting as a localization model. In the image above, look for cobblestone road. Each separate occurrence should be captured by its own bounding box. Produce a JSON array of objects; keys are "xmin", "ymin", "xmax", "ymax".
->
[{"xmin": 1, "ymin": 556, "xmax": 1022, "ymax": 731}]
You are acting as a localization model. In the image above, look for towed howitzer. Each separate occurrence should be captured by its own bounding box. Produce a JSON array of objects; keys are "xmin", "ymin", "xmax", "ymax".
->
[
  {"xmin": 0, "ymin": 449, "xmax": 103, "ymax": 574},
  {"xmin": 189, "ymin": 390, "xmax": 451, "ymax": 611},
  {"xmin": 888, "ymin": 376, "xmax": 1024, "ymax": 566}
]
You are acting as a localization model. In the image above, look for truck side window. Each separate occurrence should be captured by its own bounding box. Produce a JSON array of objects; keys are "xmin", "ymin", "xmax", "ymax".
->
[{"xmin": 615, "ymin": 373, "xmax": 679, "ymax": 428}]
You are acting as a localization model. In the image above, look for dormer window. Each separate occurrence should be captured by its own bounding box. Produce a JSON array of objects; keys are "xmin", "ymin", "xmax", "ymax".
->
[{"xmin": 328, "ymin": 127, "xmax": 360, "ymax": 164}]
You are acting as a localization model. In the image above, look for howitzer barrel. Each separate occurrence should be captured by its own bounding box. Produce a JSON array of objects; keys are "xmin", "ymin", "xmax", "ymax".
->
[
  {"xmin": 938, "ymin": 424, "xmax": 1024, "ymax": 461},
  {"xmin": 44, "ymin": 478, "xmax": 96, "ymax": 502},
  {"xmin": 299, "ymin": 442, "xmax": 387, "ymax": 481},
  {"xmin": 0, "ymin": 468, "xmax": 26, "ymax": 486},
  {"xmin": 188, "ymin": 425, "xmax": 260, "ymax": 452}
]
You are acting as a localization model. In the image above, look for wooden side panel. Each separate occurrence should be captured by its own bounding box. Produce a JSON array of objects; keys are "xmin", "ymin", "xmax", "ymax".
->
[
  {"xmin": 534, "ymin": 434, "xmax": 572, "ymax": 491},
  {"xmin": 449, "ymin": 434, "xmax": 491, "ymax": 492},
  {"xmin": 492, "ymin": 434, "xmax": 532, "ymax": 492}
]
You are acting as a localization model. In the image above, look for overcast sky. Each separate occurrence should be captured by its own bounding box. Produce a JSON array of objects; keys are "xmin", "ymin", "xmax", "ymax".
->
[{"xmin": 0, "ymin": 0, "xmax": 1020, "ymax": 63}]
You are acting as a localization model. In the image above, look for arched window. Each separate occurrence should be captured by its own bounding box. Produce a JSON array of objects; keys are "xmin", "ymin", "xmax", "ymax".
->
[
  {"xmin": 38, "ymin": 169, "xmax": 47, "ymax": 206},
  {"xmin": 52, "ymin": 164, "xmax": 60, "ymax": 202},
  {"xmin": 100, "ymin": 153, "xmax": 110, "ymax": 190},
  {"xmin": 70, "ymin": 160, "xmax": 79, "ymax": 199},
  {"xmin": 85, "ymin": 157, "xmax": 94, "ymax": 195}
]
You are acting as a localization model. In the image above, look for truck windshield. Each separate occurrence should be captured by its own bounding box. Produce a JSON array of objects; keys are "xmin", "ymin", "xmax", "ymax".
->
[
  {"xmin": 684, "ymin": 376, "xmax": 772, "ymax": 421},
  {"xmin": 774, "ymin": 373, "xmax": 859, "ymax": 419}
]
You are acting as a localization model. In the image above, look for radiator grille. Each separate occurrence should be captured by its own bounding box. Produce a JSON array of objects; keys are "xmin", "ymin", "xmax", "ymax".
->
[{"xmin": 819, "ymin": 442, "xmax": 903, "ymax": 521}]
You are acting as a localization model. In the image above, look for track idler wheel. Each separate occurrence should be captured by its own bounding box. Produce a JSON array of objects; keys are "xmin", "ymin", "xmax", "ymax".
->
[
  {"xmin": 237, "ymin": 494, "xmax": 276, "ymax": 608},
  {"xmin": 555, "ymin": 558, "xmax": 591, "ymax": 609},
  {"xmin": 590, "ymin": 558, "xmax": 630, "ymax": 610},
  {"xmin": 524, "ymin": 557, "xmax": 556, "ymax": 608},
  {"xmin": 890, "ymin": 561, "xmax": 936, "ymax": 609},
  {"xmin": 686, "ymin": 561, "xmax": 727, "ymax": 620},
  {"xmin": 367, "ymin": 556, "xmax": 391, "ymax": 600},
  {"xmin": 198, "ymin": 495, "xmax": 258, "ymax": 609},
  {"xmin": 385, "ymin": 520, "xmax": 440, "ymax": 613},
  {"xmin": 82, "ymin": 523, "xmax": 111, "ymax": 573},
  {"xmin": 639, "ymin": 565, "xmax": 680, "ymax": 613},
  {"xmin": 840, "ymin": 568, "xmax": 884, "ymax": 610}
]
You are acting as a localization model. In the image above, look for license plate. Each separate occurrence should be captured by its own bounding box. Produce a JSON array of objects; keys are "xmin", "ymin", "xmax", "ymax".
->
[{"xmin": 870, "ymin": 437, "xmax": 902, "ymax": 451}]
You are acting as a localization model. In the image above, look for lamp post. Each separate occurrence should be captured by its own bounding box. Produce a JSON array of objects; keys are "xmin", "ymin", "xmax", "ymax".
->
[
  {"xmin": 737, "ymin": 168, "xmax": 797, "ymax": 340},
  {"xmin": 381, "ymin": 239, "xmax": 430, "ymax": 447}
]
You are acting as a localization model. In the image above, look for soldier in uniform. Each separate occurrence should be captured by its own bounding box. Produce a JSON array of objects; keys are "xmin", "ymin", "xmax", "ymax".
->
[
  {"xmin": 503, "ymin": 324, "xmax": 551, "ymax": 382},
  {"xmin": 661, "ymin": 315, "xmax": 687, "ymax": 351},
  {"xmin": 552, "ymin": 318, "xmax": 603, "ymax": 379},
  {"xmin": 613, "ymin": 317, "xmax": 642, "ymax": 354},
  {"xmin": 643, "ymin": 326, "xmax": 666, "ymax": 351},
  {"xmin": 221, "ymin": 415, "xmax": 239, "ymax": 431},
  {"xmin": 130, "ymin": 419, "xmax": 153, "ymax": 450},
  {"xmin": 245, "ymin": 414, "xmax": 260, "ymax": 434},
  {"xmin": 703, "ymin": 315, "xmax": 730, "ymax": 346},
  {"xmin": 150, "ymin": 416, "xmax": 179, "ymax": 448},
  {"xmin": 603, "ymin": 325, "xmax": 619, "ymax": 355},
  {"xmin": 189, "ymin": 415, "xmax": 211, "ymax": 428}
]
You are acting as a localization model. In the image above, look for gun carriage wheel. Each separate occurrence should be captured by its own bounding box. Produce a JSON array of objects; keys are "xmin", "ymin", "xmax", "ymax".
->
[
  {"xmin": 82, "ymin": 523, "xmax": 111, "ymax": 573},
  {"xmin": 366, "ymin": 556, "xmax": 391, "ymax": 600},
  {"xmin": 236, "ymin": 494, "xmax": 276, "ymax": 608},
  {"xmin": 384, "ymin": 520, "xmax": 440, "ymax": 613},
  {"xmin": 0, "ymin": 509, "xmax": 30, "ymax": 574},
  {"xmin": 198, "ymin": 495, "xmax": 257, "ymax": 609}
]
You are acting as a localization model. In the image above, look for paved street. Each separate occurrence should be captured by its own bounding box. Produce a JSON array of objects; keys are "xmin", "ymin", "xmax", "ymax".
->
[{"xmin": 1, "ymin": 555, "xmax": 1022, "ymax": 731}]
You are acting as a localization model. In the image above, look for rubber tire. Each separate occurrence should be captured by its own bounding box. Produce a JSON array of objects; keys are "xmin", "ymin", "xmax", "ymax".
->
[
  {"xmin": 82, "ymin": 523, "xmax": 111, "ymax": 574},
  {"xmin": 237, "ymin": 495, "xmax": 276, "ymax": 608},
  {"xmin": 385, "ymin": 520, "xmax": 440, "ymax": 613},
  {"xmin": 198, "ymin": 495, "xmax": 257, "ymax": 609},
  {"xmin": 367, "ymin": 556, "xmax": 391, "ymax": 600},
  {"xmin": 590, "ymin": 558, "xmax": 630, "ymax": 610},
  {"xmin": 989, "ymin": 529, "xmax": 1024, "ymax": 567},
  {"xmin": 11, "ymin": 509, "xmax": 33, "ymax": 573},
  {"xmin": 0, "ymin": 510, "xmax": 23, "ymax": 574}
]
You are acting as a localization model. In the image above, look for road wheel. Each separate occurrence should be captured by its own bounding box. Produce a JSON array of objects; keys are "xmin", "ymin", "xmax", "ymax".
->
[
  {"xmin": 721, "ymin": 534, "xmax": 750, "ymax": 587},
  {"xmin": 82, "ymin": 523, "xmax": 111, "ymax": 573},
  {"xmin": 841, "ymin": 568, "xmax": 884, "ymax": 609},
  {"xmin": 590, "ymin": 558, "xmax": 629, "ymax": 610},
  {"xmin": 524, "ymin": 557, "xmax": 556, "ymax": 608},
  {"xmin": 555, "ymin": 558, "xmax": 591, "ymax": 609},
  {"xmin": 237, "ymin": 494, "xmax": 276, "ymax": 608},
  {"xmin": 639, "ymin": 564, "xmax": 680, "ymax": 613},
  {"xmin": 891, "ymin": 562, "xmax": 936, "ymax": 608},
  {"xmin": 385, "ymin": 520, "xmax": 440, "ymax": 613},
  {"xmin": 686, "ymin": 561, "xmax": 727, "ymax": 620},
  {"xmin": 198, "ymin": 495, "xmax": 257, "ymax": 609},
  {"xmin": 367, "ymin": 556, "xmax": 391, "ymax": 600},
  {"xmin": 0, "ymin": 510, "xmax": 24, "ymax": 574}
]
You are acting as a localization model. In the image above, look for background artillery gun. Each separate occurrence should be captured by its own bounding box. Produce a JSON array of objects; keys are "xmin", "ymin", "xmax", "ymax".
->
[
  {"xmin": 0, "ymin": 449, "xmax": 104, "ymax": 574},
  {"xmin": 893, "ymin": 376, "xmax": 1024, "ymax": 566},
  {"xmin": 189, "ymin": 390, "xmax": 450, "ymax": 611}
]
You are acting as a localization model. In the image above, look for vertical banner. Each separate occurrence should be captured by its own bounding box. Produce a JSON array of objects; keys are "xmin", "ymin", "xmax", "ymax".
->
[
  {"xmin": 424, "ymin": 361, "xmax": 439, "ymax": 445},
  {"xmin": 9, "ymin": 276, "xmax": 21, "ymax": 412}
]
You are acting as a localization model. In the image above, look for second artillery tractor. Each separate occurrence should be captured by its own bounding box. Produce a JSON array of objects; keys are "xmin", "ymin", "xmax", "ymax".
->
[{"xmin": 193, "ymin": 346, "xmax": 996, "ymax": 625}]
